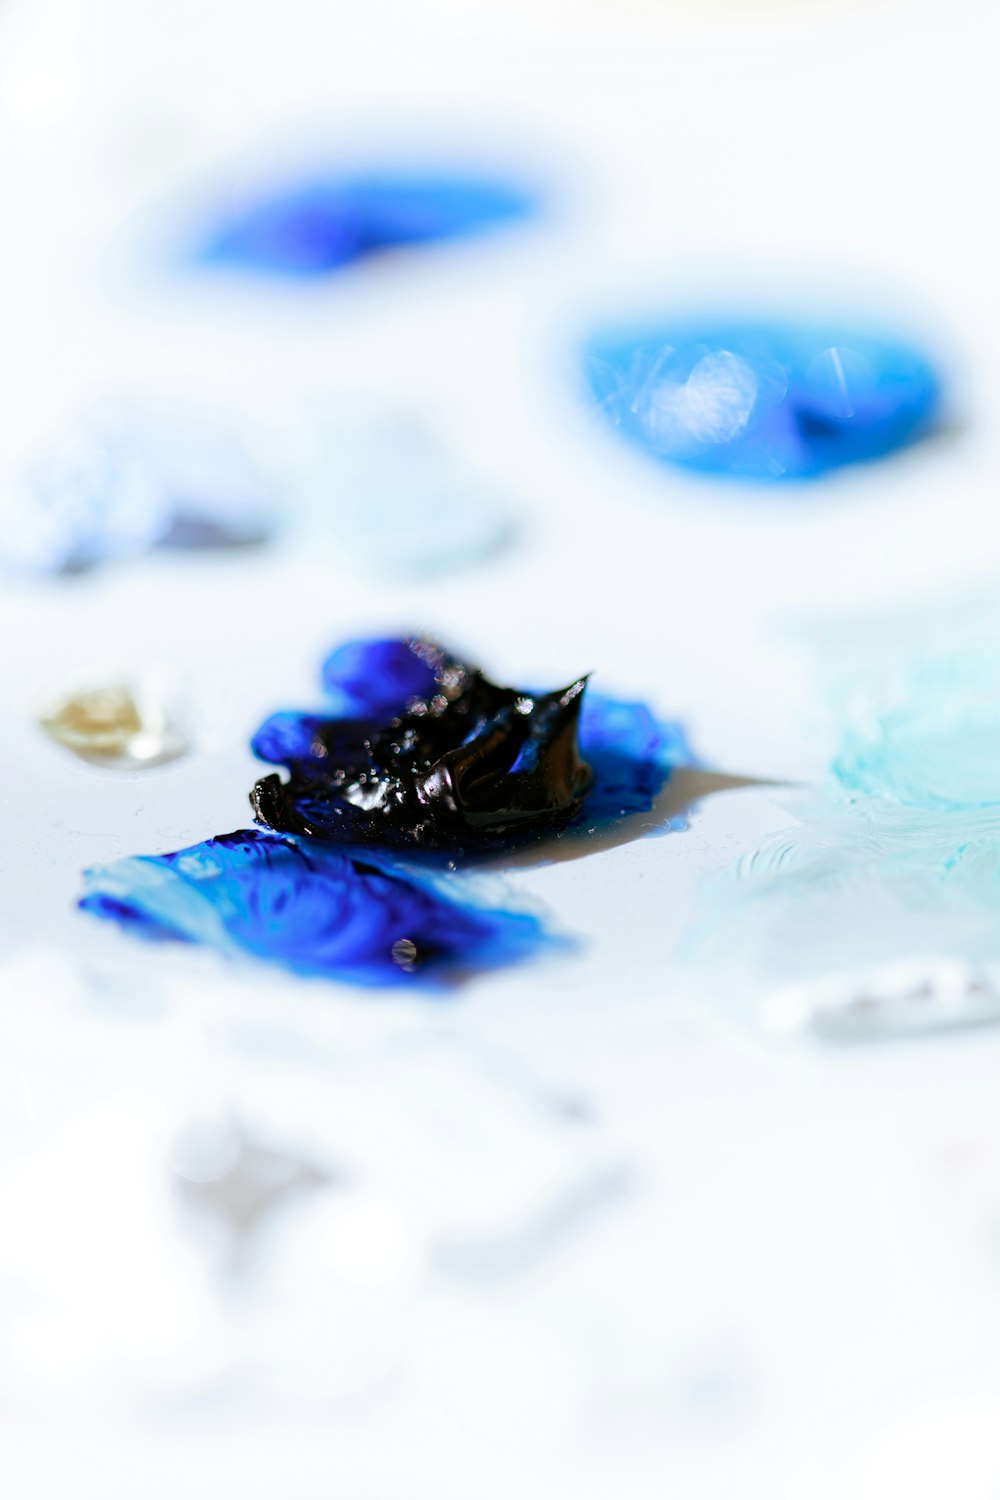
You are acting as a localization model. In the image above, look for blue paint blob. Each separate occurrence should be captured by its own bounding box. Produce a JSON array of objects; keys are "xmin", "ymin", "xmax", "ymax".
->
[
  {"xmin": 321, "ymin": 637, "xmax": 439, "ymax": 718},
  {"xmin": 195, "ymin": 171, "xmax": 536, "ymax": 277},
  {"xmin": 577, "ymin": 692, "xmax": 693, "ymax": 825},
  {"xmin": 80, "ymin": 828, "xmax": 553, "ymax": 986},
  {"xmin": 251, "ymin": 636, "xmax": 693, "ymax": 857},
  {"xmin": 250, "ymin": 711, "xmax": 350, "ymax": 771},
  {"xmin": 250, "ymin": 641, "xmax": 441, "ymax": 758},
  {"xmin": 584, "ymin": 320, "xmax": 941, "ymax": 482}
]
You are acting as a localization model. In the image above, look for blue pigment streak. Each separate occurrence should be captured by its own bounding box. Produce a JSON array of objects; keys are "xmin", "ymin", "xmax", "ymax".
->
[
  {"xmin": 583, "ymin": 320, "xmax": 941, "ymax": 482},
  {"xmin": 251, "ymin": 635, "xmax": 693, "ymax": 856},
  {"xmin": 80, "ymin": 828, "xmax": 553, "ymax": 987},
  {"xmin": 194, "ymin": 171, "xmax": 537, "ymax": 276}
]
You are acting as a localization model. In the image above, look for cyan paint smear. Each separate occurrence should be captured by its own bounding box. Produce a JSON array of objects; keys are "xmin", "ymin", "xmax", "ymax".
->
[
  {"xmin": 699, "ymin": 609, "xmax": 1000, "ymax": 991},
  {"xmin": 193, "ymin": 169, "xmax": 537, "ymax": 277},
  {"xmin": 80, "ymin": 829, "xmax": 553, "ymax": 987},
  {"xmin": 829, "ymin": 644, "xmax": 1000, "ymax": 811},
  {"xmin": 584, "ymin": 319, "xmax": 941, "ymax": 482}
]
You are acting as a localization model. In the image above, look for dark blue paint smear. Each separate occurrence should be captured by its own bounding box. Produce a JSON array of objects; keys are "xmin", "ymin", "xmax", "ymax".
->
[
  {"xmin": 584, "ymin": 320, "xmax": 942, "ymax": 481},
  {"xmin": 251, "ymin": 635, "xmax": 693, "ymax": 857},
  {"xmin": 195, "ymin": 171, "xmax": 537, "ymax": 276},
  {"xmin": 80, "ymin": 828, "xmax": 553, "ymax": 987}
]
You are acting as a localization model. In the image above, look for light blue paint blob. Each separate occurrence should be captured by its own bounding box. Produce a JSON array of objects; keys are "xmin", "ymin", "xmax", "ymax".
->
[
  {"xmin": 307, "ymin": 420, "xmax": 513, "ymax": 580},
  {"xmin": 194, "ymin": 170, "xmax": 537, "ymax": 277},
  {"xmin": 1, "ymin": 423, "xmax": 172, "ymax": 576},
  {"xmin": 80, "ymin": 828, "xmax": 554, "ymax": 987},
  {"xmin": 0, "ymin": 406, "xmax": 275, "ymax": 577},
  {"xmin": 584, "ymin": 320, "xmax": 942, "ymax": 482}
]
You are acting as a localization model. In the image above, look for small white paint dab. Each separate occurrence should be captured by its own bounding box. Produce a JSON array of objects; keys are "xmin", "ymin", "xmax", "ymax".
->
[{"xmin": 762, "ymin": 956, "xmax": 1000, "ymax": 1044}]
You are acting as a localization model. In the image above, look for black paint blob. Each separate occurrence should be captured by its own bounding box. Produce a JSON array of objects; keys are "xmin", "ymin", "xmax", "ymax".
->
[{"xmin": 252, "ymin": 639, "xmax": 594, "ymax": 853}]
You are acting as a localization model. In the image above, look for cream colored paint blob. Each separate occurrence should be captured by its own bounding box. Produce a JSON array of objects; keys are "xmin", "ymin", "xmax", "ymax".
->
[{"xmin": 39, "ymin": 682, "xmax": 187, "ymax": 768}]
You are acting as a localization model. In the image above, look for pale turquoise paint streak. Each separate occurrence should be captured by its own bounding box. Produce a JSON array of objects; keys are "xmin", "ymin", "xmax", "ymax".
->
[{"xmin": 700, "ymin": 610, "xmax": 1000, "ymax": 984}]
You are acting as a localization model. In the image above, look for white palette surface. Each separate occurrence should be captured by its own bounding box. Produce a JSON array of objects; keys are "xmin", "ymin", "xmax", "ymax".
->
[{"xmin": 2, "ymin": 1, "xmax": 1000, "ymax": 1495}]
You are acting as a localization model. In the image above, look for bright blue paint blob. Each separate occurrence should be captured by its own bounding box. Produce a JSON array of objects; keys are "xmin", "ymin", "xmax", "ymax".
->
[
  {"xmin": 584, "ymin": 321, "xmax": 941, "ymax": 481},
  {"xmin": 250, "ymin": 711, "xmax": 347, "ymax": 771},
  {"xmin": 576, "ymin": 692, "xmax": 693, "ymax": 825},
  {"xmin": 196, "ymin": 172, "xmax": 536, "ymax": 276},
  {"xmin": 321, "ymin": 638, "xmax": 438, "ymax": 718},
  {"xmin": 80, "ymin": 828, "xmax": 553, "ymax": 986},
  {"xmin": 252, "ymin": 637, "xmax": 443, "ymax": 769}
]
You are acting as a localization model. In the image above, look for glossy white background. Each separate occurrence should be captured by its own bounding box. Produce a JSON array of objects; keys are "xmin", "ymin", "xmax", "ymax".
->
[{"xmin": 2, "ymin": 0, "xmax": 1000, "ymax": 1495}]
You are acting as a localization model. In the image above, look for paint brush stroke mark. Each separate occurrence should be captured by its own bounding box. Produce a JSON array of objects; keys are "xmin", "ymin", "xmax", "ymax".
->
[
  {"xmin": 695, "ymin": 612, "xmax": 1000, "ymax": 1001},
  {"xmin": 80, "ymin": 828, "xmax": 559, "ymax": 989}
]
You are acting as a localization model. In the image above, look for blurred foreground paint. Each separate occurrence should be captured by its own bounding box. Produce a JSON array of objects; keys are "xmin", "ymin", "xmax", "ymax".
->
[{"xmin": 191, "ymin": 169, "xmax": 539, "ymax": 277}]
